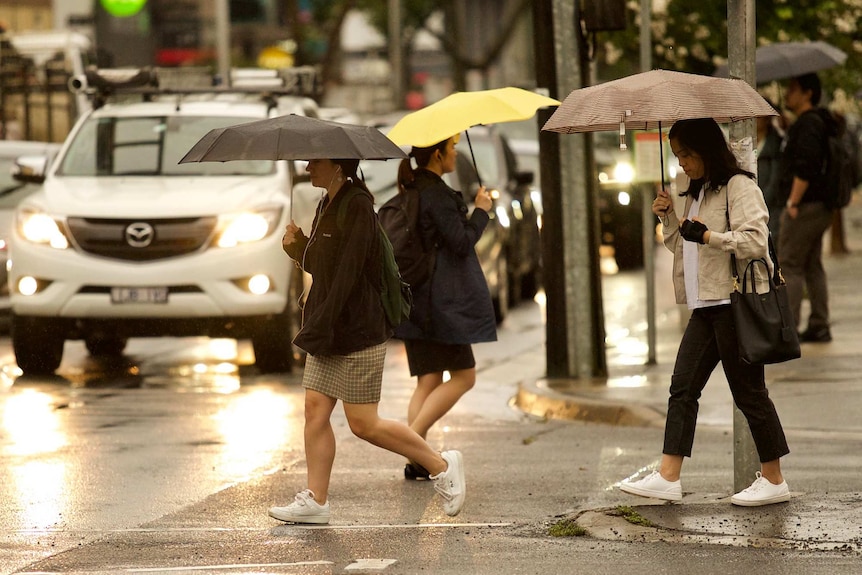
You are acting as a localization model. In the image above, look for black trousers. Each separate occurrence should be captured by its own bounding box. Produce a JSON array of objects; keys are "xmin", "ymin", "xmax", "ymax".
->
[{"xmin": 663, "ymin": 305, "xmax": 790, "ymax": 463}]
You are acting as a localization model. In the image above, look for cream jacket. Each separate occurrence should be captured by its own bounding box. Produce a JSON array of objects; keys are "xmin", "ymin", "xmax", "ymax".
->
[{"xmin": 662, "ymin": 174, "xmax": 772, "ymax": 305}]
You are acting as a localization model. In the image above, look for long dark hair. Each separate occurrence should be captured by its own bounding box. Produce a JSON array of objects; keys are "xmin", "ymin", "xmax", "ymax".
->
[
  {"xmin": 669, "ymin": 118, "xmax": 754, "ymax": 199},
  {"xmin": 396, "ymin": 138, "xmax": 450, "ymax": 193},
  {"xmin": 333, "ymin": 158, "xmax": 371, "ymax": 194}
]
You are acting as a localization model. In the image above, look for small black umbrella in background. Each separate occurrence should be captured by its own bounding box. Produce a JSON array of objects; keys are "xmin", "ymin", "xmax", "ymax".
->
[
  {"xmin": 180, "ymin": 114, "xmax": 407, "ymax": 219},
  {"xmin": 713, "ymin": 41, "xmax": 847, "ymax": 84}
]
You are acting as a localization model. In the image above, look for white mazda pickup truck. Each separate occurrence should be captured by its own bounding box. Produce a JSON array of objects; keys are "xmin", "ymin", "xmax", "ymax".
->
[{"xmin": 8, "ymin": 68, "xmax": 320, "ymax": 375}]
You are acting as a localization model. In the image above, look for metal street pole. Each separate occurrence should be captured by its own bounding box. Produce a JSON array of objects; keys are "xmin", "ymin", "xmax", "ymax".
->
[
  {"xmin": 532, "ymin": 0, "xmax": 606, "ymax": 379},
  {"xmin": 388, "ymin": 0, "xmax": 403, "ymax": 108},
  {"xmin": 640, "ymin": 0, "xmax": 657, "ymax": 365},
  {"xmin": 558, "ymin": 0, "xmax": 606, "ymax": 379},
  {"xmin": 727, "ymin": 0, "xmax": 759, "ymax": 491},
  {"xmin": 215, "ymin": 0, "xmax": 231, "ymax": 86}
]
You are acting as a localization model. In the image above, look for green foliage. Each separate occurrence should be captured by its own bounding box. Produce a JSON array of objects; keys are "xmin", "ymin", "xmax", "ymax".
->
[
  {"xmin": 614, "ymin": 505, "xmax": 654, "ymax": 527},
  {"xmin": 548, "ymin": 517, "xmax": 588, "ymax": 537},
  {"xmin": 596, "ymin": 0, "xmax": 861, "ymax": 104},
  {"xmin": 355, "ymin": 0, "xmax": 443, "ymax": 39}
]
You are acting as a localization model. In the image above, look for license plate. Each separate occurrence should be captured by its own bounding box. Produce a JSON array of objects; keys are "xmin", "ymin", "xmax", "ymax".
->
[{"xmin": 110, "ymin": 287, "xmax": 169, "ymax": 304}]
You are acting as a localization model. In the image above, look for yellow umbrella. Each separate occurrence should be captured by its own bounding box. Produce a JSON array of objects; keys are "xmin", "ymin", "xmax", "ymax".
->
[
  {"xmin": 387, "ymin": 87, "xmax": 560, "ymax": 186},
  {"xmin": 387, "ymin": 87, "xmax": 560, "ymax": 147}
]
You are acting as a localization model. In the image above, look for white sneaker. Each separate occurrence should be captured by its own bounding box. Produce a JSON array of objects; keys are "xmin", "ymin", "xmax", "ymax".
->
[
  {"xmin": 619, "ymin": 470, "xmax": 682, "ymax": 501},
  {"xmin": 432, "ymin": 450, "xmax": 466, "ymax": 516},
  {"xmin": 731, "ymin": 472, "xmax": 790, "ymax": 507},
  {"xmin": 268, "ymin": 489, "xmax": 331, "ymax": 524}
]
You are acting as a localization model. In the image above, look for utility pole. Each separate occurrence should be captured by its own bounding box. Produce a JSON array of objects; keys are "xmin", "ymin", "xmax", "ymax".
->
[
  {"xmin": 726, "ymin": 0, "xmax": 759, "ymax": 491},
  {"xmin": 639, "ymin": 0, "xmax": 657, "ymax": 365},
  {"xmin": 388, "ymin": 0, "xmax": 403, "ymax": 108},
  {"xmin": 532, "ymin": 1, "xmax": 568, "ymax": 377},
  {"xmin": 532, "ymin": 0, "xmax": 606, "ymax": 379},
  {"xmin": 215, "ymin": 0, "xmax": 231, "ymax": 86}
]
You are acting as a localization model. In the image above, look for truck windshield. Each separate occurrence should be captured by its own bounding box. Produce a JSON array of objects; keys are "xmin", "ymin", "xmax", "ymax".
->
[{"xmin": 57, "ymin": 116, "xmax": 275, "ymax": 177}]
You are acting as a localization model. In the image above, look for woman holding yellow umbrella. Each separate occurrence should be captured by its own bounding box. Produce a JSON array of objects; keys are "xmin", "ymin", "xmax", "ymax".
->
[
  {"xmin": 394, "ymin": 134, "xmax": 495, "ymax": 479},
  {"xmin": 386, "ymin": 87, "xmax": 559, "ymax": 479}
]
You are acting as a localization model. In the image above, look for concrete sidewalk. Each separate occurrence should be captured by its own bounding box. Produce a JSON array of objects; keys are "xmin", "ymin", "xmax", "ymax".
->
[{"xmin": 513, "ymin": 200, "xmax": 862, "ymax": 552}]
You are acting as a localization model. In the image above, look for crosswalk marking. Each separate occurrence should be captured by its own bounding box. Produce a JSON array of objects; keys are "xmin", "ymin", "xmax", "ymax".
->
[
  {"xmin": 345, "ymin": 559, "xmax": 397, "ymax": 571},
  {"xmin": 273, "ymin": 521, "xmax": 512, "ymax": 531}
]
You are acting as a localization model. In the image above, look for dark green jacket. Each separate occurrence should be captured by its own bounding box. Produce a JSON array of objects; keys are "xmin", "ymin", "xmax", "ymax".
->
[{"xmin": 285, "ymin": 183, "xmax": 391, "ymax": 356}]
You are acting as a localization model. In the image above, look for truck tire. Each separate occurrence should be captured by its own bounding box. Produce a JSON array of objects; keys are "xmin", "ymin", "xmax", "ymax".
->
[
  {"xmin": 85, "ymin": 334, "xmax": 129, "ymax": 357},
  {"xmin": 252, "ymin": 273, "xmax": 304, "ymax": 373},
  {"xmin": 12, "ymin": 314, "xmax": 65, "ymax": 375},
  {"xmin": 252, "ymin": 307, "xmax": 293, "ymax": 373}
]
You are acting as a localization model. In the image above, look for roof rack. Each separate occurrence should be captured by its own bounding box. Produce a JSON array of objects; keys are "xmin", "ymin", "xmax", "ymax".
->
[{"xmin": 69, "ymin": 66, "xmax": 320, "ymax": 109}]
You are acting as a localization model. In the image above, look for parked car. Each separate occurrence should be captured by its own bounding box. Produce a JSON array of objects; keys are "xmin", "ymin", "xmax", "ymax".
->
[
  {"xmin": 501, "ymin": 121, "xmax": 648, "ymax": 271},
  {"xmin": 358, "ymin": 150, "xmax": 510, "ymax": 323},
  {"xmin": 459, "ymin": 125, "xmax": 543, "ymax": 302},
  {"xmin": 0, "ymin": 140, "xmax": 62, "ymax": 315},
  {"xmin": 6, "ymin": 67, "xmax": 319, "ymax": 375},
  {"xmin": 593, "ymin": 131, "xmax": 645, "ymax": 270}
]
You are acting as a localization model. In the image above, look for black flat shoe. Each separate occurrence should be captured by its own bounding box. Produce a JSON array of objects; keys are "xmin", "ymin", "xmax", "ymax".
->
[
  {"xmin": 404, "ymin": 462, "xmax": 431, "ymax": 480},
  {"xmin": 799, "ymin": 327, "xmax": 832, "ymax": 343}
]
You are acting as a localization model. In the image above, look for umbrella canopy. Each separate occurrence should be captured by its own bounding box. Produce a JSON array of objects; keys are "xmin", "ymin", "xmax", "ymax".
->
[
  {"xmin": 386, "ymin": 87, "xmax": 561, "ymax": 148},
  {"xmin": 543, "ymin": 69, "xmax": 778, "ymax": 135},
  {"xmin": 713, "ymin": 41, "xmax": 847, "ymax": 84},
  {"xmin": 179, "ymin": 114, "xmax": 407, "ymax": 163}
]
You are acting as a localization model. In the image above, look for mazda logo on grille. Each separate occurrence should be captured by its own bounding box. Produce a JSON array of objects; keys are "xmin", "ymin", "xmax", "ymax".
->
[{"xmin": 125, "ymin": 223, "xmax": 155, "ymax": 248}]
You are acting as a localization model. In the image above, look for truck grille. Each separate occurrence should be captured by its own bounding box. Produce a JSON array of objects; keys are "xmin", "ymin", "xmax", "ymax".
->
[{"xmin": 66, "ymin": 217, "xmax": 218, "ymax": 261}]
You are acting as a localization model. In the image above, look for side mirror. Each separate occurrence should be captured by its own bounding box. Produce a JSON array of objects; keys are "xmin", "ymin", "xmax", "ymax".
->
[
  {"xmin": 12, "ymin": 155, "xmax": 50, "ymax": 184},
  {"xmin": 514, "ymin": 170, "xmax": 534, "ymax": 186}
]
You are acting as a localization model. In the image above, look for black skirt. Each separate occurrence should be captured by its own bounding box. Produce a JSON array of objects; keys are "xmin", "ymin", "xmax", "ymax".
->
[{"xmin": 403, "ymin": 339, "xmax": 475, "ymax": 376}]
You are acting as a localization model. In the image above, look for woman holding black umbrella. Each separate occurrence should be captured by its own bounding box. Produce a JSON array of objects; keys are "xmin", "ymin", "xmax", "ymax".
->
[
  {"xmin": 619, "ymin": 118, "xmax": 791, "ymax": 507},
  {"xmin": 271, "ymin": 157, "xmax": 466, "ymax": 524}
]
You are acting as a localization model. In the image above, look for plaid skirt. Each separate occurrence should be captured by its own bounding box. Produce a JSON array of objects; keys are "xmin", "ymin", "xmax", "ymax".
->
[{"xmin": 302, "ymin": 343, "xmax": 387, "ymax": 404}]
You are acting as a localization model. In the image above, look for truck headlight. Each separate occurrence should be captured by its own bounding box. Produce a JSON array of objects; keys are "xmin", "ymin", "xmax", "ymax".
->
[
  {"xmin": 215, "ymin": 207, "xmax": 282, "ymax": 248},
  {"xmin": 18, "ymin": 210, "xmax": 70, "ymax": 249}
]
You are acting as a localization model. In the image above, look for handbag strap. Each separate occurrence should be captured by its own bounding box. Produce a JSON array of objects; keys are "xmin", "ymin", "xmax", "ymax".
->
[{"xmin": 726, "ymin": 185, "xmax": 783, "ymax": 293}]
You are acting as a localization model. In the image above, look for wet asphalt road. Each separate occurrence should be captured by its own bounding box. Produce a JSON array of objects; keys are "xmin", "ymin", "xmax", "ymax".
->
[{"xmin": 1, "ymin": 266, "xmax": 861, "ymax": 573}]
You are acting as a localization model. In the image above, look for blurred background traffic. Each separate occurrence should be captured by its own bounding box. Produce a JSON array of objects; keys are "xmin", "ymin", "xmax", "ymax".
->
[{"xmin": 0, "ymin": 1, "xmax": 860, "ymax": 374}]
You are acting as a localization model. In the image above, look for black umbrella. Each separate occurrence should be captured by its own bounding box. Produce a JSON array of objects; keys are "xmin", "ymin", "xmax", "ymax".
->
[
  {"xmin": 179, "ymin": 114, "xmax": 407, "ymax": 163},
  {"xmin": 713, "ymin": 41, "xmax": 847, "ymax": 84},
  {"xmin": 180, "ymin": 114, "xmax": 406, "ymax": 221}
]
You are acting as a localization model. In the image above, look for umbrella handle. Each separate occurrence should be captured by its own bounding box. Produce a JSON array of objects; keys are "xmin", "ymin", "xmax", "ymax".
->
[
  {"xmin": 464, "ymin": 130, "xmax": 483, "ymax": 188},
  {"xmin": 658, "ymin": 121, "xmax": 667, "ymax": 195}
]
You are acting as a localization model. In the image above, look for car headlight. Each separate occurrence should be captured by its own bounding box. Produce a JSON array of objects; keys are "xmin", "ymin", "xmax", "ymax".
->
[
  {"xmin": 18, "ymin": 210, "xmax": 70, "ymax": 249},
  {"xmin": 215, "ymin": 207, "xmax": 283, "ymax": 248},
  {"xmin": 613, "ymin": 161, "xmax": 635, "ymax": 184},
  {"xmin": 495, "ymin": 205, "xmax": 510, "ymax": 228}
]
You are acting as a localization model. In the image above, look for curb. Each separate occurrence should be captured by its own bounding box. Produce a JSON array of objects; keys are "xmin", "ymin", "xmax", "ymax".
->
[{"xmin": 513, "ymin": 378, "xmax": 665, "ymax": 427}]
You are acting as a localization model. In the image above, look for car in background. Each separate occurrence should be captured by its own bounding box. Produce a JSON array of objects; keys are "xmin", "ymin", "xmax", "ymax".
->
[
  {"xmin": 500, "ymin": 120, "xmax": 648, "ymax": 271},
  {"xmin": 593, "ymin": 131, "xmax": 644, "ymax": 270},
  {"xmin": 461, "ymin": 125, "xmax": 543, "ymax": 302},
  {"xmin": 358, "ymin": 150, "xmax": 510, "ymax": 323},
  {"xmin": 6, "ymin": 67, "xmax": 319, "ymax": 375},
  {"xmin": 0, "ymin": 140, "xmax": 62, "ymax": 316}
]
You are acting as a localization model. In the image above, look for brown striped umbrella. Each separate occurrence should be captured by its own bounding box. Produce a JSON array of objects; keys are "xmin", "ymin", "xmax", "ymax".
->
[{"xmin": 542, "ymin": 69, "xmax": 778, "ymax": 189}]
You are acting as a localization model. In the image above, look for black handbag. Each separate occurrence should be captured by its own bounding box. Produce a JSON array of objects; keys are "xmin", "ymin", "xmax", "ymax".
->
[{"xmin": 729, "ymin": 236, "xmax": 801, "ymax": 365}]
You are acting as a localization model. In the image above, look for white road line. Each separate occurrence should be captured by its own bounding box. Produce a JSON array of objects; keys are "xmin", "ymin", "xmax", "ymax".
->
[
  {"xmin": 8, "ymin": 522, "xmax": 512, "ymax": 536},
  {"xmin": 344, "ymin": 559, "xmax": 397, "ymax": 571},
  {"xmin": 125, "ymin": 561, "xmax": 334, "ymax": 572},
  {"xmin": 272, "ymin": 522, "xmax": 513, "ymax": 530}
]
